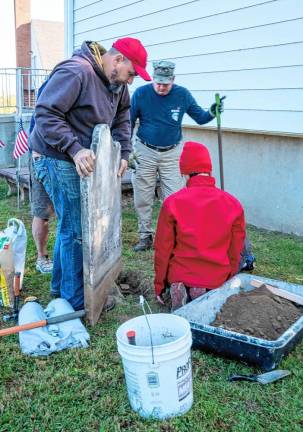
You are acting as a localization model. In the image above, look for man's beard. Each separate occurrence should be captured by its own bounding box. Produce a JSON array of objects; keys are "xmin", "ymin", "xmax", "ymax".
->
[{"xmin": 108, "ymin": 68, "xmax": 124, "ymax": 93}]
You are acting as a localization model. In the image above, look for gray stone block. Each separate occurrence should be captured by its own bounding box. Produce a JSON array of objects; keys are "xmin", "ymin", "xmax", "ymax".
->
[{"xmin": 81, "ymin": 124, "xmax": 122, "ymax": 325}]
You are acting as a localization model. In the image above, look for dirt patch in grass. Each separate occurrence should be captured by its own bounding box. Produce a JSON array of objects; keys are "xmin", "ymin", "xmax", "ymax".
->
[
  {"xmin": 122, "ymin": 191, "xmax": 133, "ymax": 208},
  {"xmin": 116, "ymin": 269, "xmax": 152, "ymax": 296},
  {"xmin": 117, "ymin": 314, "xmax": 135, "ymax": 324},
  {"xmin": 212, "ymin": 285, "xmax": 303, "ymax": 340},
  {"xmin": 159, "ymin": 425, "xmax": 176, "ymax": 432}
]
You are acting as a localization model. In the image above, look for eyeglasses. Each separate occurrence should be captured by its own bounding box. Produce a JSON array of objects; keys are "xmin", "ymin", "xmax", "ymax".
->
[{"xmin": 128, "ymin": 70, "xmax": 138, "ymax": 78}]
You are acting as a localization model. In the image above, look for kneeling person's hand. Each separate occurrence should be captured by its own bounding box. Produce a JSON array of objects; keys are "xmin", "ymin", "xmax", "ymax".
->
[{"xmin": 156, "ymin": 295, "xmax": 165, "ymax": 305}]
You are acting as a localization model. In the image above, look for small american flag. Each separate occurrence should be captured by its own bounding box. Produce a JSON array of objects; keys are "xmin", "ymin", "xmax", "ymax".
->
[
  {"xmin": 0, "ymin": 139, "xmax": 5, "ymax": 148},
  {"xmin": 13, "ymin": 118, "xmax": 28, "ymax": 159}
]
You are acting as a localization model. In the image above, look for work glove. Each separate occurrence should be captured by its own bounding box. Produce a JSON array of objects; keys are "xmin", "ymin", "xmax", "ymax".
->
[
  {"xmin": 128, "ymin": 152, "xmax": 139, "ymax": 170},
  {"xmin": 209, "ymin": 96, "xmax": 225, "ymax": 117}
]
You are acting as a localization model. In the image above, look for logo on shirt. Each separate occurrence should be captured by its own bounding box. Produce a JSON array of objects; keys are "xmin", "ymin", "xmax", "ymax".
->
[{"xmin": 171, "ymin": 107, "xmax": 181, "ymax": 122}]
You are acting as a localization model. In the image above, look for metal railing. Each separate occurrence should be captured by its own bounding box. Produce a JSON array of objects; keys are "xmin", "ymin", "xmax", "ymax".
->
[{"xmin": 0, "ymin": 67, "xmax": 50, "ymax": 115}]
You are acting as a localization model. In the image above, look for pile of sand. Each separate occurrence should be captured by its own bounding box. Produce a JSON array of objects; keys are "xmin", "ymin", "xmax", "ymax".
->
[{"xmin": 211, "ymin": 285, "xmax": 303, "ymax": 340}]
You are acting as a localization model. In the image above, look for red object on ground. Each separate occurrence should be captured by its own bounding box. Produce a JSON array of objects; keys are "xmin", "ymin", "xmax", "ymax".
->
[{"xmin": 154, "ymin": 175, "xmax": 245, "ymax": 296}]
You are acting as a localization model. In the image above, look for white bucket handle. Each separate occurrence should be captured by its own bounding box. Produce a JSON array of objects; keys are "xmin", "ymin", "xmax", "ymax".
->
[{"xmin": 139, "ymin": 296, "xmax": 155, "ymax": 364}]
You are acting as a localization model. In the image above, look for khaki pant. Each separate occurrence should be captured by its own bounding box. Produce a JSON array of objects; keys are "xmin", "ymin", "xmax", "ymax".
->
[{"xmin": 132, "ymin": 138, "xmax": 185, "ymax": 239}]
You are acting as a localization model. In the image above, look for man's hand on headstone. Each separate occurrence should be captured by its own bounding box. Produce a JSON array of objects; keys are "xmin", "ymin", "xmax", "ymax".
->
[
  {"xmin": 118, "ymin": 159, "xmax": 128, "ymax": 177},
  {"xmin": 73, "ymin": 149, "xmax": 96, "ymax": 177}
]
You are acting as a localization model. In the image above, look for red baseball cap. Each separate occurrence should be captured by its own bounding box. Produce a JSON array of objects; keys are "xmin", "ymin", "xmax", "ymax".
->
[{"xmin": 112, "ymin": 37, "xmax": 151, "ymax": 81}]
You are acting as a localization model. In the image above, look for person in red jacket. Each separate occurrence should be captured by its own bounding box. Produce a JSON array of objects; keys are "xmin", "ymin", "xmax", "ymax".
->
[{"xmin": 154, "ymin": 140, "xmax": 246, "ymax": 310}]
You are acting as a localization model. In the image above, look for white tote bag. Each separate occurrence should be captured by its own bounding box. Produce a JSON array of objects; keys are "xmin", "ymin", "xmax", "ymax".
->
[{"xmin": 0, "ymin": 218, "xmax": 27, "ymax": 306}]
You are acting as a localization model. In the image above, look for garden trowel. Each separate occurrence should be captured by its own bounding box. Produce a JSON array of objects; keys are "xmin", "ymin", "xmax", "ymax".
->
[{"xmin": 229, "ymin": 369, "xmax": 290, "ymax": 384}]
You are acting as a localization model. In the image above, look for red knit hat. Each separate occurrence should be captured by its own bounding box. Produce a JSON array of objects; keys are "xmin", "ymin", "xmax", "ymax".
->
[
  {"xmin": 179, "ymin": 141, "xmax": 212, "ymax": 174},
  {"xmin": 112, "ymin": 37, "xmax": 151, "ymax": 81}
]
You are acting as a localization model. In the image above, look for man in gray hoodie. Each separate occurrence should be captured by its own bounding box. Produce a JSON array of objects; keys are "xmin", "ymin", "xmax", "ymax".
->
[{"xmin": 30, "ymin": 38, "xmax": 151, "ymax": 310}]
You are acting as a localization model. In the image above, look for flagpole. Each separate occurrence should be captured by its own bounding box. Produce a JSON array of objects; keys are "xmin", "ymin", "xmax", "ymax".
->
[
  {"xmin": 16, "ymin": 112, "xmax": 21, "ymax": 210},
  {"xmin": 17, "ymin": 156, "xmax": 21, "ymax": 209},
  {"xmin": 16, "ymin": 67, "xmax": 22, "ymax": 209},
  {"xmin": 14, "ymin": 69, "xmax": 29, "ymax": 208}
]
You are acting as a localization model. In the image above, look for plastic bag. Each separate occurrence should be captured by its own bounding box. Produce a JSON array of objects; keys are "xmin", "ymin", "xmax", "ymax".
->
[{"xmin": 0, "ymin": 218, "xmax": 27, "ymax": 306}]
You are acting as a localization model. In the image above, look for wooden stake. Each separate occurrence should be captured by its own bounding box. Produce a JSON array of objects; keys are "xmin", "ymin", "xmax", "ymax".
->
[{"xmin": 251, "ymin": 279, "xmax": 303, "ymax": 305}]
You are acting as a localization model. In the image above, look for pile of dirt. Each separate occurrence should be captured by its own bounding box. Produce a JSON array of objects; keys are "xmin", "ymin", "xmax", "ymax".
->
[
  {"xmin": 115, "ymin": 270, "xmax": 151, "ymax": 296},
  {"xmin": 211, "ymin": 285, "xmax": 303, "ymax": 340},
  {"xmin": 121, "ymin": 191, "xmax": 133, "ymax": 208}
]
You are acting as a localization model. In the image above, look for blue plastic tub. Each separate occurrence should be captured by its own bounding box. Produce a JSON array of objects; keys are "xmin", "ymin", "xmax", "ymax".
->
[{"xmin": 174, "ymin": 274, "xmax": 303, "ymax": 370}]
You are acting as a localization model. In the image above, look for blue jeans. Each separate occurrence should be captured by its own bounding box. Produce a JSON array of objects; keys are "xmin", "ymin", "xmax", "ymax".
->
[
  {"xmin": 33, "ymin": 156, "xmax": 84, "ymax": 310},
  {"xmin": 239, "ymin": 237, "xmax": 255, "ymax": 271}
]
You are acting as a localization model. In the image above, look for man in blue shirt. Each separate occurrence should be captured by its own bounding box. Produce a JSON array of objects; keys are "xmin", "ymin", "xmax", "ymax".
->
[{"xmin": 131, "ymin": 60, "xmax": 223, "ymax": 251}]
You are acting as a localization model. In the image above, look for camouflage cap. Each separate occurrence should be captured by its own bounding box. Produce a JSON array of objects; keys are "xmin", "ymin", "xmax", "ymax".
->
[{"xmin": 152, "ymin": 60, "xmax": 175, "ymax": 84}]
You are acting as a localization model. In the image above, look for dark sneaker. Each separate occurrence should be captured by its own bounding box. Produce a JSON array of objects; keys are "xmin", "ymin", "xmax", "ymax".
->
[
  {"xmin": 240, "ymin": 255, "xmax": 256, "ymax": 272},
  {"xmin": 103, "ymin": 295, "xmax": 116, "ymax": 312},
  {"xmin": 36, "ymin": 256, "xmax": 53, "ymax": 274},
  {"xmin": 170, "ymin": 282, "xmax": 188, "ymax": 311},
  {"xmin": 133, "ymin": 235, "xmax": 153, "ymax": 252}
]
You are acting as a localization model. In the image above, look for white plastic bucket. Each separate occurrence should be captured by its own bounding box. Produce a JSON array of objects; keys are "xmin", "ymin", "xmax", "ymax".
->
[{"xmin": 116, "ymin": 313, "xmax": 193, "ymax": 419}]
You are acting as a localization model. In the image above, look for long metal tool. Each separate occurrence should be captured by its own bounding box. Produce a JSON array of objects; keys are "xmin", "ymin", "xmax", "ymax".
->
[
  {"xmin": 229, "ymin": 369, "xmax": 290, "ymax": 384},
  {"xmin": 215, "ymin": 94, "xmax": 226, "ymax": 190},
  {"xmin": 0, "ymin": 310, "xmax": 85, "ymax": 337}
]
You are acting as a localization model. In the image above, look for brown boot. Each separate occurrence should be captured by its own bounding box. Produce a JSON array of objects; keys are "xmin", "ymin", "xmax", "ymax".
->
[
  {"xmin": 170, "ymin": 282, "xmax": 188, "ymax": 311},
  {"xmin": 189, "ymin": 287, "xmax": 207, "ymax": 300}
]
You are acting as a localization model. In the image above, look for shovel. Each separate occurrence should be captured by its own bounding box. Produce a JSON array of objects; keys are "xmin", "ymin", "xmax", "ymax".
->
[
  {"xmin": 229, "ymin": 369, "xmax": 290, "ymax": 384},
  {"xmin": 214, "ymin": 93, "xmax": 226, "ymax": 190},
  {"xmin": 0, "ymin": 309, "xmax": 85, "ymax": 337}
]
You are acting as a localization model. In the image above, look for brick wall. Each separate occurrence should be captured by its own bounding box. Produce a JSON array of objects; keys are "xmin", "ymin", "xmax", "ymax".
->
[{"xmin": 14, "ymin": 0, "xmax": 31, "ymax": 68}]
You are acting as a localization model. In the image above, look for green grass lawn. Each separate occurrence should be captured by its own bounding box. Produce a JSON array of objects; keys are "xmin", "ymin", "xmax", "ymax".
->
[{"xmin": 0, "ymin": 180, "xmax": 302, "ymax": 432}]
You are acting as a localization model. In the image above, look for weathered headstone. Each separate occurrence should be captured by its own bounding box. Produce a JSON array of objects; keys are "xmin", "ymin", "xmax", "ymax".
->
[{"xmin": 80, "ymin": 124, "xmax": 122, "ymax": 325}]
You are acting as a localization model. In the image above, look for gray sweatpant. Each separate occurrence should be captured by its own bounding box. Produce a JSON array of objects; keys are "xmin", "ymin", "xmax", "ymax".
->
[{"xmin": 132, "ymin": 138, "xmax": 185, "ymax": 240}]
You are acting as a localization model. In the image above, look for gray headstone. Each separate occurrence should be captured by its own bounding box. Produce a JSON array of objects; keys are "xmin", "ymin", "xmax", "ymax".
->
[{"xmin": 81, "ymin": 124, "xmax": 122, "ymax": 325}]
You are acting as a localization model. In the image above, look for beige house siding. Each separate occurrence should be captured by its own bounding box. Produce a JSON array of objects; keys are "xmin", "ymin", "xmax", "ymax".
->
[
  {"xmin": 67, "ymin": 0, "xmax": 303, "ymax": 136},
  {"xmin": 31, "ymin": 20, "xmax": 64, "ymax": 70}
]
